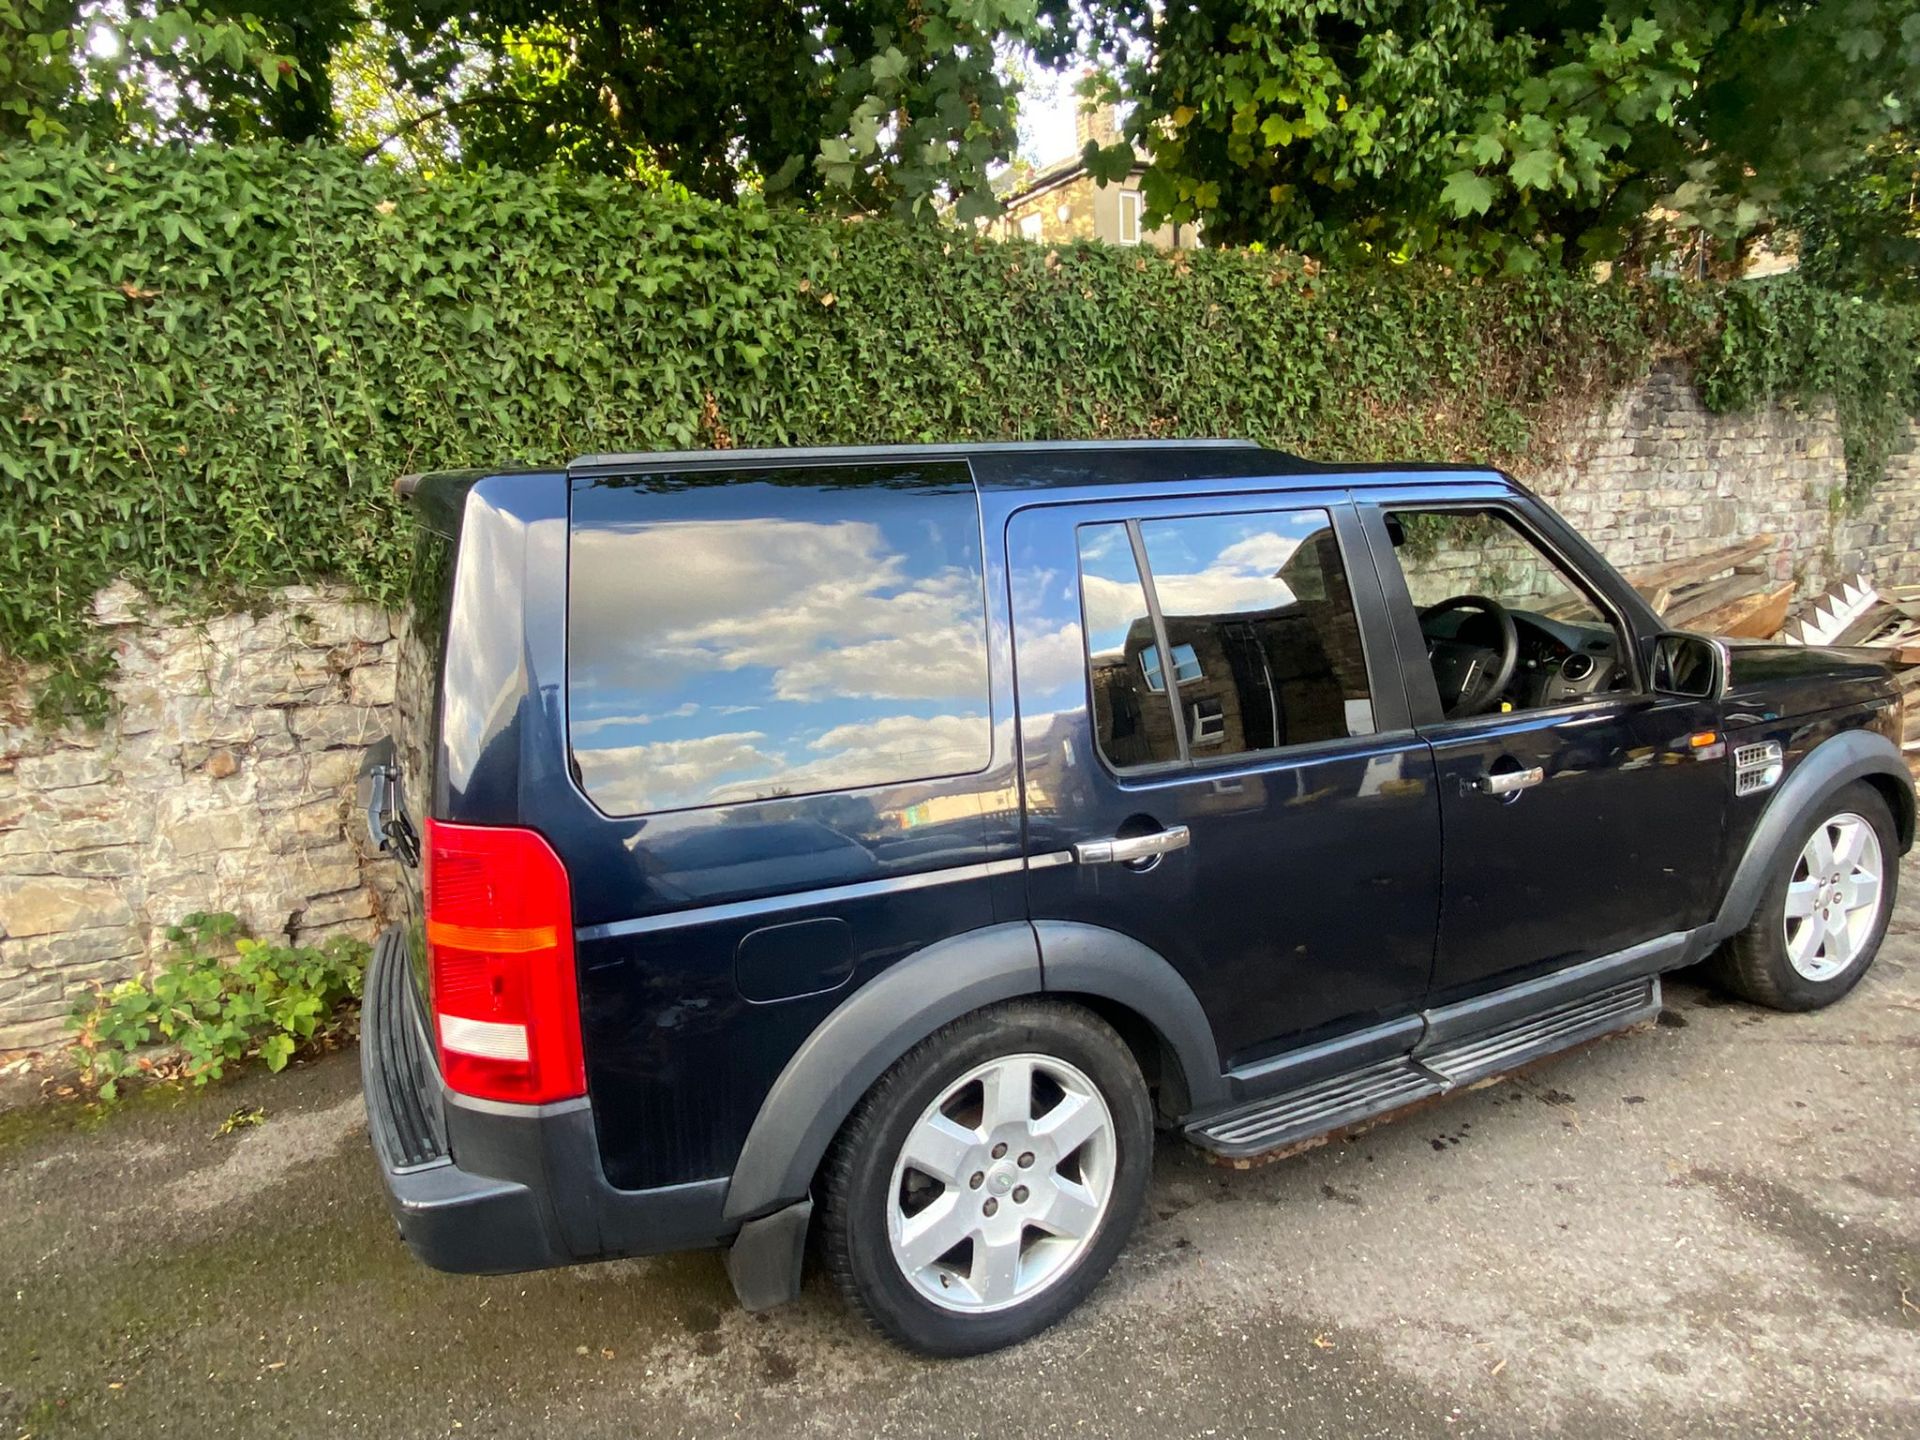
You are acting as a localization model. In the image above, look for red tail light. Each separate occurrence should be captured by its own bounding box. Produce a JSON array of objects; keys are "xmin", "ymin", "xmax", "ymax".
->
[{"xmin": 424, "ymin": 819, "xmax": 585, "ymax": 1105}]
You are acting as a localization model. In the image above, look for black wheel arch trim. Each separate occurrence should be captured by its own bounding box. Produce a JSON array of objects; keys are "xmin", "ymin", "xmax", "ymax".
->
[
  {"xmin": 723, "ymin": 921, "xmax": 1044, "ymax": 1222},
  {"xmin": 1709, "ymin": 728, "xmax": 1913, "ymax": 945},
  {"xmin": 722, "ymin": 918, "xmax": 1225, "ymax": 1224},
  {"xmin": 1030, "ymin": 919, "xmax": 1229, "ymax": 1116}
]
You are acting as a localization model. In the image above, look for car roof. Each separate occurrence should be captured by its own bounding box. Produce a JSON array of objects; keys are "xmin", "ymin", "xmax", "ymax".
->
[{"xmin": 563, "ymin": 440, "xmax": 1506, "ymax": 494}]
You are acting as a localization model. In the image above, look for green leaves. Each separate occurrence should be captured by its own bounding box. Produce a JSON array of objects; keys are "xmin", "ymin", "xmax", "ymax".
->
[
  {"xmin": 1089, "ymin": 0, "xmax": 1919, "ymax": 275},
  {"xmin": 67, "ymin": 911, "xmax": 367, "ymax": 1098},
  {"xmin": 1506, "ymin": 148, "xmax": 1558, "ymax": 193},
  {"xmin": 2, "ymin": 2, "xmax": 317, "ymax": 147},
  {"xmin": 1441, "ymin": 170, "xmax": 1495, "ymax": 216},
  {"xmin": 1, "ymin": 139, "xmax": 1915, "ymax": 729}
]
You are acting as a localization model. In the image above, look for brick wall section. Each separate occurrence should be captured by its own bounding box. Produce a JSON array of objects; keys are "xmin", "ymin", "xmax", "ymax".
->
[{"xmin": 2, "ymin": 363, "xmax": 1918, "ymax": 1052}]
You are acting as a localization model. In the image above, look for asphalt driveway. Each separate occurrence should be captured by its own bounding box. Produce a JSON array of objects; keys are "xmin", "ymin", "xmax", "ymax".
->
[{"xmin": 5, "ymin": 886, "xmax": 1918, "ymax": 1439}]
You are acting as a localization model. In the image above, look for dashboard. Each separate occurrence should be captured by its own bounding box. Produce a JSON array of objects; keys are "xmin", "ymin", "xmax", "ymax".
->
[
  {"xmin": 1520, "ymin": 614, "xmax": 1622, "ymax": 705},
  {"xmin": 1426, "ymin": 605, "xmax": 1625, "ymax": 708}
]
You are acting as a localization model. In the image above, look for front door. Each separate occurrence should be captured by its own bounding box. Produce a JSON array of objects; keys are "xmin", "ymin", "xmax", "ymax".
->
[
  {"xmin": 1007, "ymin": 492, "xmax": 1441, "ymax": 1070},
  {"xmin": 1360, "ymin": 490, "xmax": 1729, "ymax": 1005}
]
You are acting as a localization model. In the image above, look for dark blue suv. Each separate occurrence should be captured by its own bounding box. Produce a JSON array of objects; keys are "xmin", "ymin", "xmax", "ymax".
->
[{"xmin": 358, "ymin": 441, "xmax": 1912, "ymax": 1354}]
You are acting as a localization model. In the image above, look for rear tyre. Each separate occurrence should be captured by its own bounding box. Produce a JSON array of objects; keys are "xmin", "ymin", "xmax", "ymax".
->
[
  {"xmin": 818, "ymin": 1000, "xmax": 1152, "ymax": 1356},
  {"xmin": 1708, "ymin": 780, "xmax": 1899, "ymax": 1012}
]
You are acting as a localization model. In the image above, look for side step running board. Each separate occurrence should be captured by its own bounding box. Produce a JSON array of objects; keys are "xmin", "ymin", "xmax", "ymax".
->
[{"xmin": 1186, "ymin": 978, "xmax": 1660, "ymax": 1161}]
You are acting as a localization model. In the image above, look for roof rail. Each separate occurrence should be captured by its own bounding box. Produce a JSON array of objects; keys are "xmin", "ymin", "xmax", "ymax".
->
[{"xmin": 567, "ymin": 438, "xmax": 1261, "ymax": 472}]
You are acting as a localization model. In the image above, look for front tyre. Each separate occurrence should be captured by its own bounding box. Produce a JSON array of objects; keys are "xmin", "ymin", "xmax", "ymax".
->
[
  {"xmin": 1710, "ymin": 780, "xmax": 1900, "ymax": 1011},
  {"xmin": 818, "ymin": 1001, "xmax": 1153, "ymax": 1356}
]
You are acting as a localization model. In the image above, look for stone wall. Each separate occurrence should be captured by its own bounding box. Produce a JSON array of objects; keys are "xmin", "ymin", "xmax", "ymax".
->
[
  {"xmin": 0, "ymin": 584, "xmax": 400, "ymax": 1051},
  {"xmin": 1532, "ymin": 363, "xmax": 1920, "ymax": 595},
  {"xmin": 1, "ymin": 362, "xmax": 1917, "ymax": 1052}
]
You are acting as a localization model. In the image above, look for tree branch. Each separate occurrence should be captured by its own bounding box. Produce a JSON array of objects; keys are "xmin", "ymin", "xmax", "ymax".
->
[{"xmin": 355, "ymin": 92, "xmax": 539, "ymax": 163}]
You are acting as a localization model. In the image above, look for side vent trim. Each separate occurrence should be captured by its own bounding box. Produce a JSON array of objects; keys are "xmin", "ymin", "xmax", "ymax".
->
[{"xmin": 1734, "ymin": 740, "xmax": 1784, "ymax": 796}]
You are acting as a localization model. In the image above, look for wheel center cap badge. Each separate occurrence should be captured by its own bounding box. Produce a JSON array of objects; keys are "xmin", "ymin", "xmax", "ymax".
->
[{"xmin": 988, "ymin": 1170, "xmax": 1014, "ymax": 1195}]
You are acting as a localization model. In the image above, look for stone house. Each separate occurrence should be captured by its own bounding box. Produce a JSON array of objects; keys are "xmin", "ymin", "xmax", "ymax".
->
[{"xmin": 986, "ymin": 106, "xmax": 1201, "ymax": 251}]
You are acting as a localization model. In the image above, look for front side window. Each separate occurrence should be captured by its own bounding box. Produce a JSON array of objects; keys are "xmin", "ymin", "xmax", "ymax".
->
[
  {"xmin": 1383, "ymin": 507, "xmax": 1631, "ymax": 720},
  {"xmin": 1117, "ymin": 190, "xmax": 1143, "ymax": 245},
  {"xmin": 1077, "ymin": 509, "xmax": 1375, "ymax": 771},
  {"xmin": 567, "ymin": 464, "xmax": 992, "ymax": 814}
]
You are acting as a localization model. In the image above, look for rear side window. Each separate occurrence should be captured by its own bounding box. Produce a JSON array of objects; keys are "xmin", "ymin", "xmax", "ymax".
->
[
  {"xmin": 568, "ymin": 464, "xmax": 991, "ymax": 814},
  {"xmin": 1077, "ymin": 509, "xmax": 1374, "ymax": 771}
]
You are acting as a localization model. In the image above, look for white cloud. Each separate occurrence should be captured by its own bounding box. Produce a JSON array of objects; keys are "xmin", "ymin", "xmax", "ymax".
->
[
  {"xmin": 703, "ymin": 712, "xmax": 989, "ymax": 804},
  {"xmin": 571, "ymin": 702, "xmax": 701, "ymax": 736},
  {"xmin": 574, "ymin": 730, "xmax": 775, "ymax": 813},
  {"xmin": 1216, "ymin": 532, "xmax": 1303, "ymax": 574},
  {"xmin": 772, "ymin": 628, "xmax": 988, "ymax": 702},
  {"xmin": 1016, "ymin": 622, "xmax": 1088, "ymax": 700},
  {"xmin": 570, "ymin": 518, "xmax": 986, "ymax": 703},
  {"xmin": 808, "ymin": 712, "xmax": 990, "ymax": 759},
  {"xmin": 1079, "ymin": 574, "xmax": 1147, "ymax": 650},
  {"xmin": 1153, "ymin": 567, "xmax": 1297, "ymax": 618}
]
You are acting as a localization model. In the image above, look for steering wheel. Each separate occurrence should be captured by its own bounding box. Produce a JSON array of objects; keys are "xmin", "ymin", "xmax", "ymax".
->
[{"xmin": 1419, "ymin": 594, "xmax": 1520, "ymax": 718}]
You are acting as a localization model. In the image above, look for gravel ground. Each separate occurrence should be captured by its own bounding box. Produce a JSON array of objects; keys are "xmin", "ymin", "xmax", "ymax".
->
[{"xmin": 4, "ymin": 885, "xmax": 1918, "ymax": 1440}]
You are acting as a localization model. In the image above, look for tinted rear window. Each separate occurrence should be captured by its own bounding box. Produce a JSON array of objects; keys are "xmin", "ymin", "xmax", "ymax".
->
[{"xmin": 567, "ymin": 464, "xmax": 992, "ymax": 815}]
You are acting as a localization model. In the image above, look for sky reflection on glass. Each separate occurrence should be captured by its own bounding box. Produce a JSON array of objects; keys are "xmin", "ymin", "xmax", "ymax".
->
[{"xmin": 567, "ymin": 468, "xmax": 992, "ymax": 814}]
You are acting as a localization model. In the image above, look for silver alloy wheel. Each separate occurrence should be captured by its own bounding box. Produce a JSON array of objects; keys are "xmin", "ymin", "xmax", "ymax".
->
[
  {"xmin": 1782, "ymin": 811, "xmax": 1885, "ymax": 982},
  {"xmin": 886, "ymin": 1052, "xmax": 1117, "ymax": 1314}
]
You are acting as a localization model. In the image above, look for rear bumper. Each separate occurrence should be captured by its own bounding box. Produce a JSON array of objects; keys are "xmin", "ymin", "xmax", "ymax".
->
[{"xmin": 360, "ymin": 927, "xmax": 732, "ymax": 1275}]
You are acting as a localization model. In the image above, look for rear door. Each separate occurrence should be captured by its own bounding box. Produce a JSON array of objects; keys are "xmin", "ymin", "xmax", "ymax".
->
[{"xmin": 1007, "ymin": 491, "xmax": 1442, "ymax": 1071}]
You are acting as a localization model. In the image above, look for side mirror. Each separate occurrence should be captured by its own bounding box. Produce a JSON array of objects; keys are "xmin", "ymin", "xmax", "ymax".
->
[{"xmin": 1650, "ymin": 632, "xmax": 1723, "ymax": 699}]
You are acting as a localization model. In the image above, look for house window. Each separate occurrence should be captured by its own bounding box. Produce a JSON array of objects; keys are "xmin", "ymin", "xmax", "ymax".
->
[
  {"xmin": 1140, "ymin": 642, "xmax": 1202, "ymax": 692},
  {"xmin": 1188, "ymin": 696, "xmax": 1227, "ymax": 746},
  {"xmin": 1117, "ymin": 190, "xmax": 1142, "ymax": 245},
  {"xmin": 1019, "ymin": 212, "xmax": 1044, "ymax": 241}
]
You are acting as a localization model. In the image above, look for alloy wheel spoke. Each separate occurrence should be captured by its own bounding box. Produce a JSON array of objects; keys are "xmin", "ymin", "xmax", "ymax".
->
[
  {"xmin": 1831, "ymin": 819, "xmax": 1868, "ymax": 875},
  {"xmin": 970, "ymin": 1231, "xmax": 1024, "ymax": 1305},
  {"xmin": 1824, "ymin": 916, "xmax": 1856, "ymax": 968},
  {"xmin": 1784, "ymin": 878, "xmax": 1819, "ymax": 919},
  {"xmin": 1035, "ymin": 1176, "xmax": 1103, "ymax": 1241},
  {"xmin": 902, "ymin": 1113, "xmax": 978, "ymax": 1186},
  {"xmin": 1808, "ymin": 825, "xmax": 1837, "ymax": 875},
  {"xmin": 979, "ymin": 1057, "xmax": 1035, "ymax": 1132},
  {"xmin": 1032, "ymin": 1090, "xmax": 1105, "ymax": 1160},
  {"xmin": 1788, "ymin": 914, "xmax": 1826, "ymax": 969},
  {"xmin": 894, "ymin": 1193, "xmax": 974, "ymax": 1274}
]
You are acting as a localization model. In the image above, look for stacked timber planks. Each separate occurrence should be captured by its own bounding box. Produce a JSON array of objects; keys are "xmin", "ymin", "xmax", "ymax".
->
[
  {"xmin": 1619, "ymin": 540, "xmax": 1916, "ymax": 784},
  {"xmin": 1620, "ymin": 535, "xmax": 1794, "ymax": 639}
]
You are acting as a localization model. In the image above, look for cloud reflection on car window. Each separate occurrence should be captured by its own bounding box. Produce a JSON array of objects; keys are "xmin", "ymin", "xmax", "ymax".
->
[{"xmin": 568, "ymin": 467, "xmax": 992, "ymax": 814}]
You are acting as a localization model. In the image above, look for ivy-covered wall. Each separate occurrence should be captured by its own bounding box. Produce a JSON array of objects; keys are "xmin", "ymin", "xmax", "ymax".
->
[{"xmin": 3, "ymin": 143, "xmax": 1917, "ymax": 719}]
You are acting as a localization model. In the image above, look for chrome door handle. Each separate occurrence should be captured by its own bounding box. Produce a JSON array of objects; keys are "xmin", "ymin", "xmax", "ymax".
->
[
  {"xmin": 1473, "ymin": 766, "xmax": 1545, "ymax": 796},
  {"xmin": 1073, "ymin": 826, "xmax": 1192, "ymax": 867}
]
